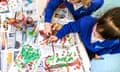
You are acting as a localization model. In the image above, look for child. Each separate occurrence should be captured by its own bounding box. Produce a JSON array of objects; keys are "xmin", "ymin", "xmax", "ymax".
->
[
  {"xmin": 44, "ymin": 0, "xmax": 104, "ymax": 35},
  {"xmin": 50, "ymin": 7, "xmax": 120, "ymax": 59}
]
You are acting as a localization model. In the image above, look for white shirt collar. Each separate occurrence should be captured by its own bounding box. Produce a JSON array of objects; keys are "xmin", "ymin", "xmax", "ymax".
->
[
  {"xmin": 73, "ymin": 2, "xmax": 83, "ymax": 10},
  {"xmin": 91, "ymin": 32, "xmax": 104, "ymax": 43}
]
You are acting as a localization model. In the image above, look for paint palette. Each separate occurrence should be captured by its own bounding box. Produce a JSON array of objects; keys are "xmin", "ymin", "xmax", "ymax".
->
[{"xmin": 9, "ymin": 44, "xmax": 41, "ymax": 72}]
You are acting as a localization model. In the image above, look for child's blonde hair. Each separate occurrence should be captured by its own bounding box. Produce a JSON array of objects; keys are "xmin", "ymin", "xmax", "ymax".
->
[{"xmin": 81, "ymin": 0, "xmax": 91, "ymax": 8}]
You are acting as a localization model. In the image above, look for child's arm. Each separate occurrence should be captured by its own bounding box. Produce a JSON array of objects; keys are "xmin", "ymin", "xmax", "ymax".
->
[
  {"xmin": 75, "ymin": 0, "xmax": 104, "ymax": 19},
  {"xmin": 90, "ymin": 0, "xmax": 104, "ymax": 12},
  {"xmin": 55, "ymin": 18, "xmax": 82, "ymax": 39},
  {"xmin": 45, "ymin": 0, "xmax": 63, "ymax": 23},
  {"xmin": 49, "ymin": 19, "xmax": 82, "ymax": 42},
  {"xmin": 44, "ymin": 0, "xmax": 63, "ymax": 35}
]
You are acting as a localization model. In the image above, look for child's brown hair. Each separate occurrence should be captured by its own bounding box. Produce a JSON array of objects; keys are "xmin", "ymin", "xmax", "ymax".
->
[{"xmin": 96, "ymin": 7, "xmax": 120, "ymax": 40}]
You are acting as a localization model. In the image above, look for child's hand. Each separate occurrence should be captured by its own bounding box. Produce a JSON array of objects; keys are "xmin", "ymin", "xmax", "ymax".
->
[
  {"xmin": 44, "ymin": 22, "xmax": 52, "ymax": 35},
  {"xmin": 94, "ymin": 54, "xmax": 102, "ymax": 60},
  {"xmin": 50, "ymin": 35, "xmax": 58, "ymax": 42}
]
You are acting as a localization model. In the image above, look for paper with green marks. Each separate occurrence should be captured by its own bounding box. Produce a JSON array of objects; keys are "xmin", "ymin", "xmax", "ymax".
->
[
  {"xmin": 40, "ymin": 45, "xmax": 81, "ymax": 72},
  {"xmin": 9, "ymin": 44, "xmax": 41, "ymax": 72}
]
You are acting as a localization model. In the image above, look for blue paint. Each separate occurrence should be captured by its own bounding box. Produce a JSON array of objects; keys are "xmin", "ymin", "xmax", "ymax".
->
[{"xmin": 27, "ymin": 0, "xmax": 32, "ymax": 4}]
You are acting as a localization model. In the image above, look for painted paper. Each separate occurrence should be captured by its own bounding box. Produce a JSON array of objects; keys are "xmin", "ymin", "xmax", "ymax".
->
[{"xmin": 9, "ymin": 44, "xmax": 41, "ymax": 72}]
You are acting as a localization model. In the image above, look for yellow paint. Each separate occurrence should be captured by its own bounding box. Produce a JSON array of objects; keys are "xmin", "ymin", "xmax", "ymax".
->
[{"xmin": 7, "ymin": 51, "xmax": 13, "ymax": 64}]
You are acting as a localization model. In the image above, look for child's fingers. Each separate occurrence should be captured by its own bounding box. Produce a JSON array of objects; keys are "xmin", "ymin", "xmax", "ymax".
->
[
  {"xmin": 39, "ymin": 39, "xmax": 48, "ymax": 45},
  {"xmin": 44, "ymin": 22, "xmax": 52, "ymax": 34},
  {"xmin": 94, "ymin": 54, "xmax": 104, "ymax": 60},
  {"xmin": 50, "ymin": 36, "xmax": 58, "ymax": 42}
]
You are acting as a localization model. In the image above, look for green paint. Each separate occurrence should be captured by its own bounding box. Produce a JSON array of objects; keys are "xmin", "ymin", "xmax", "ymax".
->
[
  {"xmin": 28, "ymin": 31, "xmax": 37, "ymax": 37},
  {"xmin": 15, "ymin": 44, "xmax": 41, "ymax": 71},
  {"xmin": 48, "ymin": 63, "xmax": 69, "ymax": 69},
  {"xmin": 59, "ymin": 63, "xmax": 67, "ymax": 67},
  {"xmin": 21, "ymin": 45, "xmax": 40, "ymax": 64},
  {"xmin": 47, "ymin": 51, "xmax": 74, "ymax": 65},
  {"xmin": 68, "ymin": 37, "xmax": 73, "ymax": 45},
  {"xmin": 46, "ymin": 56, "xmax": 55, "ymax": 64}
]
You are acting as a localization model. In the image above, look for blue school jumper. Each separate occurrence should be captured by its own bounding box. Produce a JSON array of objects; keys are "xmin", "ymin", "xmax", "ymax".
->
[
  {"xmin": 45, "ymin": 0, "xmax": 104, "ymax": 22},
  {"xmin": 56, "ymin": 16, "xmax": 120, "ymax": 56}
]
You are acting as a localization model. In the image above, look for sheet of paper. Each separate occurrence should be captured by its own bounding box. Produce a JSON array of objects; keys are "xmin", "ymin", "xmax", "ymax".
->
[{"xmin": 9, "ymin": 44, "xmax": 41, "ymax": 72}]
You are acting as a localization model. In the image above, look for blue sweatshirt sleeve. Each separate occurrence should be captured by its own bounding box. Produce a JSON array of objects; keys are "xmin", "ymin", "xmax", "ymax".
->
[
  {"xmin": 44, "ymin": 0, "xmax": 63, "ymax": 23},
  {"xmin": 81, "ymin": 0, "xmax": 104, "ymax": 17},
  {"xmin": 89, "ymin": 0, "xmax": 104, "ymax": 12},
  {"xmin": 56, "ymin": 16, "xmax": 102, "ymax": 52},
  {"xmin": 56, "ymin": 17, "xmax": 85, "ymax": 39}
]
